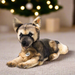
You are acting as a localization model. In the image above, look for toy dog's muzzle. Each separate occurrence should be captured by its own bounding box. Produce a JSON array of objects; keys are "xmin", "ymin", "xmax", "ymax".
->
[{"xmin": 20, "ymin": 35, "xmax": 34, "ymax": 49}]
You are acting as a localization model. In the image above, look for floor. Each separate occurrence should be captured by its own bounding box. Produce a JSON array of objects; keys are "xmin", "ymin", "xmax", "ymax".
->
[{"xmin": 0, "ymin": 28, "xmax": 75, "ymax": 75}]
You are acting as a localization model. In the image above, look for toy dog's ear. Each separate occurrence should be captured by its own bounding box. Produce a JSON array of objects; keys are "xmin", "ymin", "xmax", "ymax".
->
[
  {"xmin": 13, "ymin": 17, "xmax": 23, "ymax": 32},
  {"xmin": 33, "ymin": 16, "xmax": 41, "ymax": 29}
]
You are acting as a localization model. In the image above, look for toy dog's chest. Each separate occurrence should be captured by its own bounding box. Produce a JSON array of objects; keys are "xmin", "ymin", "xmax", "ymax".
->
[{"xmin": 19, "ymin": 47, "xmax": 37, "ymax": 61}]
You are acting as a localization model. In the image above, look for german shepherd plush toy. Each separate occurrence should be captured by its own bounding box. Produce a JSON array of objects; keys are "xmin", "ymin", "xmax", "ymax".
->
[{"xmin": 7, "ymin": 16, "xmax": 68, "ymax": 69}]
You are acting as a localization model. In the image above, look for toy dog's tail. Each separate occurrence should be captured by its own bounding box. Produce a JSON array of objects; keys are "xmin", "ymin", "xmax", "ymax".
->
[{"xmin": 58, "ymin": 43, "xmax": 68, "ymax": 54}]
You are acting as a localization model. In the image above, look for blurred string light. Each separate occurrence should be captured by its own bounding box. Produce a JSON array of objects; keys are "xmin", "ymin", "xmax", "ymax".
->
[
  {"xmin": 1, "ymin": 0, "xmax": 6, "ymax": 4},
  {"xmin": 10, "ymin": 9, "xmax": 14, "ymax": 13},
  {"xmin": 55, "ymin": 5, "xmax": 59, "ymax": 10},
  {"xmin": 49, "ymin": 4, "xmax": 53, "ymax": 9},
  {"xmin": 0, "ymin": 0, "xmax": 59, "ymax": 16},
  {"xmin": 34, "ymin": 11, "xmax": 39, "ymax": 16},
  {"xmin": 46, "ymin": 0, "xmax": 51, "ymax": 5},
  {"xmin": 20, "ymin": 6, "xmax": 25, "ymax": 10},
  {"xmin": 11, "ymin": 0, "xmax": 15, "ymax": 2},
  {"xmin": 36, "ymin": 5, "xmax": 41, "ymax": 10}
]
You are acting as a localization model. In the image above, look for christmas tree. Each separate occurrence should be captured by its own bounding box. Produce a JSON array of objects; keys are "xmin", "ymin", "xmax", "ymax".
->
[{"xmin": 0, "ymin": 0, "xmax": 62, "ymax": 17}]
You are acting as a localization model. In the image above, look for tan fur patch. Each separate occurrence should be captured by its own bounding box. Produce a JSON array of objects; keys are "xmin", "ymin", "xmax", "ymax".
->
[
  {"xmin": 58, "ymin": 43, "xmax": 68, "ymax": 54},
  {"xmin": 25, "ymin": 25, "xmax": 37, "ymax": 41},
  {"xmin": 17, "ymin": 29, "xmax": 27, "ymax": 41},
  {"xmin": 7, "ymin": 56, "xmax": 23, "ymax": 67},
  {"xmin": 49, "ymin": 52, "xmax": 60, "ymax": 61},
  {"xmin": 38, "ymin": 61, "xmax": 44, "ymax": 66},
  {"xmin": 19, "ymin": 47, "xmax": 38, "ymax": 62},
  {"xmin": 17, "ymin": 25, "xmax": 38, "ymax": 41},
  {"xmin": 49, "ymin": 41, "xmax": 57, "ymax": 51},
  {"xmin": 18, "ymin": 56, "xmax": 39, "ymax": 68},
  {"xmin": 12, "ymin": 56, "xmax": 23, "ymax": 63}
]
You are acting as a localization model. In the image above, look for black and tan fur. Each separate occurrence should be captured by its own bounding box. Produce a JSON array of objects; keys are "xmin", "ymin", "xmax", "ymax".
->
[{"xmin": 7, "ymin": 17, "xmax": 68, "ymax": 69}]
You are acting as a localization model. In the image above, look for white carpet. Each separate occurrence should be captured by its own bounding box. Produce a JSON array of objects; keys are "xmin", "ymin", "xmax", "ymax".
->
[{"xmin": 0, "ymin": 31, "xmax": 75, "ymax": 75}]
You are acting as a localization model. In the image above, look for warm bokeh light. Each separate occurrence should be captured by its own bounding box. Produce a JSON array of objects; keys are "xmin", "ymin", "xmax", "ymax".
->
[
  {"xmin": 1, "ymin": 0, "xmax": 6, "ymax": 4},
  {"xmin": 55, "ymin": 5, "xmax": 59, "ymax": 10},
  {"xmin": 36, "ymin": 5, "xmax": 41, "ymax": 10},
  {"xmin": 10, "ymin": 9, "xmax": 14, "ymax": 13},
  {"xmin": 11, "ymin": 0, "xmax": 15, "ymax": 2},
  {"xmin": 20, "ymin": 6, "xmax": 25, "ymax": 10},
  {"xmin": 34, "ymin": 12, "xmax": 39, "ymax": 16},
  {"xmin": 49, "ymin": 5, "xmax": 53, "ymax": 9},
  {"xmin": 46, "ymin": 0, "xmax": 51, "ymax": 5}
]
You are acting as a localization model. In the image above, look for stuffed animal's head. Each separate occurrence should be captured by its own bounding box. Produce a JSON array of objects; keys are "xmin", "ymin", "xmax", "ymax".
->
[{"xmin": 13, "ymin": 16, "xmax": 41, "ymax": 49}]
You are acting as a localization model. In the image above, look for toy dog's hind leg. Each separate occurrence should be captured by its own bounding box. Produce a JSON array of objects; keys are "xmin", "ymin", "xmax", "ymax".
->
[
  {"xmin": 49, "ymin": 52, "xmax": 60, "ymax": 61},
  {"xmin": 48, "ymin": 41, "xmax": 68, "ymax": 61},
  {"xmin": 38, "ymin": 57, "xmax": 48, "ymax": 66}
]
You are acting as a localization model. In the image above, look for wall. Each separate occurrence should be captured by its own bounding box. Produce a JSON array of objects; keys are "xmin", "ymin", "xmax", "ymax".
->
[{"xmin": 0, "ymin": 0, "xmax": 73, "ymax": 29}]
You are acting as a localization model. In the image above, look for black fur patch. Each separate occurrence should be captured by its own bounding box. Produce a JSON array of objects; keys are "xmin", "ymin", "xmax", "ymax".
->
[
  {"xmin": 55, "ymin": 40, "xmax": 59, "ymax": 44},
  {"xmin": 19, "ymin": 33, "xmax": 34, "ymax": 42},
  {"xmin": 16, "ymin": 24, "xmax": 23, "ymax": 32},
  {"xmin": 27, "ymin": 23, "xmax": 36, "ymax": 26}
]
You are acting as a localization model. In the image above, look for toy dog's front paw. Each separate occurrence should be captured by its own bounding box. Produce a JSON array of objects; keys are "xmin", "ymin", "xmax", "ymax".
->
[
  {"xmin": 6, "ymin": 61, "xmax": 17, "ymax": 67},
  {"xmin": 18, "ymin": 63, "xmax": 30, "ymax": 69}
]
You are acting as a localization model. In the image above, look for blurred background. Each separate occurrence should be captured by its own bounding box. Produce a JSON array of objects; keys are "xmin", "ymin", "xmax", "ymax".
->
[
  {"xmin": 0, "ymin": 0, "xmax": 74, "ymax": 33},
  {"xmin": 0, "ymin": 0, "xmax": 75, "ymax": 75}
]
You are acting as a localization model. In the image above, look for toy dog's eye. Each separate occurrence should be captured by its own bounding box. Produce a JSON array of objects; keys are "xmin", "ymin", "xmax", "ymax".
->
[
  {"xmin": 28, "ymin": 32, "xmax": 33, "ymax": 37},
  {"xmin": 19, "ymin": 33, "xmax": 23, "ymax": 37}
]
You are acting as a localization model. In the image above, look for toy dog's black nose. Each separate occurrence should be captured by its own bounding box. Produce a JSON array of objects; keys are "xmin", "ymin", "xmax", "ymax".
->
[{"xmin": 22, "ymin": 41, "xmax": 29, "ymax": 47}]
